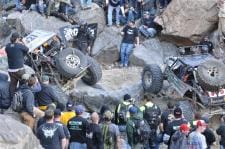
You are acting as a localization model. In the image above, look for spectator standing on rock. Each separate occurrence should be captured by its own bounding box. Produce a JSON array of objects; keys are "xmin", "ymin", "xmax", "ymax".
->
[
  {"xmin": 163, "ymin": 107, "xmax": 188, "ymax": 147},
  {"xmin": 67, "ymin": 105, "xmax": 89, "ymax": 149},
  {"xmin": 54, "ymin": 109, "xmax": 71, "ymax": 149},
  {"xmin": 37, "ymin": 109, "xmax": 67, "ymax": 149},
  {"xmin": 86, "ymin": 112, "xmax": 104, "ymax": 149},
  {"xmin": 120, "ymin": 20, "xmax": 139, "ymax": 67},
  {"xmin": 216, "ymin": 115, "xmax": 225, "ymax": 149},
  {"xmin": 35, "ymin": 75, "xmax": 64, "ymax": 111},
  {"xmin": 5, "ymin": 32, "xmax": 29, "ymax": 98},
  {"xmin": 106, "ymin": 0, "xmax": 123, "ymax": 27},
  {"xmin": 189, "ymin": 120, "xmax": 207, "ymax": 149},
  {"xmin": 60, "ymin": 100, "xmax": 76, "ymax": 125}
]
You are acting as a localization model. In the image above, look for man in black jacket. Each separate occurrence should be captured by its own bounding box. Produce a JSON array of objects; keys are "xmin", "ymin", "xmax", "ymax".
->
[
  {"xmin": 36, "ymin": 75, "xmax": 64, "ymax": 111},
  {"xmin": 5, "ymin": 32, "xmax": 29, "ymax": 98}
]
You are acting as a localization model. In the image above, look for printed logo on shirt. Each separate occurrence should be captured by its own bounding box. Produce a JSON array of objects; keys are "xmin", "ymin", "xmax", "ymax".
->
[
  {"xmin": 127, "ymin": 29, "xmax": 134, "ymax": 35},
  {"xmin": 42, "ymin": 125, "xmax": 58, "ymax": 138}
]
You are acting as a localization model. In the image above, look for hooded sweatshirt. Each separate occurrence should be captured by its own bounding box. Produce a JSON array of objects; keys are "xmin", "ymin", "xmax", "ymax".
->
[{"xmin": 169, "ymin": 131, "xmax": 189, "ymax": 149}]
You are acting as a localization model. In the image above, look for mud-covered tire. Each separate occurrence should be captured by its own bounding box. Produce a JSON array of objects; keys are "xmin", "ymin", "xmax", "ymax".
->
[
  {"xmin": 55, "ymin": 48, "xmax": 88, "ymax": 78},
  {"xmin": 197, "ymin": 59, "xmax": 225, "ymax": 91},
  {"xmin": 178, "ymin": 99, "xmax": 195, "ymax": 122},
  {"xmin": 142, "ymin": 64, "xmax": 163, "ymax": 94},
  {"xmin": 81, "ymin": 56, "xmax": 102, "ymax": 85}
]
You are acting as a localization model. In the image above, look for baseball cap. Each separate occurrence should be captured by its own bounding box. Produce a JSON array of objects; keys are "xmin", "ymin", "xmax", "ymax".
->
[
  {"xmin": 180, "ymin": 124, "xmax": 190, "ymax": 132},
  {"xmin": 197, "ymin": 120, "xmax": 208, "ymax": 127},
  {"xmin": 129, "ymin": 106, "xmax": 138, "ymax": 114},
  {"xmin": 21, "ymin": 73, "xmax": 31, "ymax": 80},
  {"xmin": 66, "ymin": 101, "xmax": 74, "ymax": 110},
  {"xmin": 75, "ymin": 105, "xmax": 85, "ymax": 115},
  {"xmin": 41, "ymin": 75, "xmax": 49, "ymax": 82},
  {"xmin": 11, "ymin": 32, "xmax": 21, "ymax": 39},
  {"xmin": 174, "ymin": 107, "xmax": 182, "ymax": 117}
]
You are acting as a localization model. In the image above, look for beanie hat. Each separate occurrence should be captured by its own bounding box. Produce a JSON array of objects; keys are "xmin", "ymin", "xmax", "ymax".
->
[
  {"xmin": 174, "ymin": 107, "xmax": 182, "ymax": 117},
  {"xmin": 124, "ymin": 94, "xmax": 131, "ymax": 101}
]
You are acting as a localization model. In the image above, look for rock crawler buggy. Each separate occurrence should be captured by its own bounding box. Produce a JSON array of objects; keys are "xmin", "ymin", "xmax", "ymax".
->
[
  {"xmin": 22, "ymin": 29, "xmax": 102, "ymax": 87},
  {"xmin": 142, "ymin": 45, "xmax": 225, "ymax": 120}
]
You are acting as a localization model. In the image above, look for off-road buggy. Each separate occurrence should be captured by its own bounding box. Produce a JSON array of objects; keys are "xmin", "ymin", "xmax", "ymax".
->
[
  {"xmin": 21, "ymin": 28, "xmax": 101, "ymax": 87},
  {"xmin": 142, "ymin": 45, "xmax": 225, "ymax": 120}
]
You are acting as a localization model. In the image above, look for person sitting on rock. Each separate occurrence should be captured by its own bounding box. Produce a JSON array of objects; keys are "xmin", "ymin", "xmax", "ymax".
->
[
  {"xmin": 139, "ymin": 11, "xmax": 157, "ymax": 38},
  {"xmin": 35, "ymin": 75, "xmax": 65, "ymax": 111}
]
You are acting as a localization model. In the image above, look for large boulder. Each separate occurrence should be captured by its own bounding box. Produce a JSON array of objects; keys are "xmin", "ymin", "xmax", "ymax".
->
[
  {"xmin": 0, "ymin": 114, "xmax": 42, "ymax": 148},
  {"xmin": 70, "ymin": 67, "xmax": 143, "ymax": 112},
  {"xmin": 155, "ymin": 0, "xmax": 218, "ymax": 44},
  {"xmin": 130, "ymin": 38, "xmax": 178, "ymax": 69},
  {"xmin": 75, "ymin": 3, "xmax": 105, "ymax": 34},
  {"xmin": 92, "ymin": 27, "xmax": 122, "ymax": 64},
  {"xmin": 7, "ymin": 11, "xmax": 70, "ymax": 35}
]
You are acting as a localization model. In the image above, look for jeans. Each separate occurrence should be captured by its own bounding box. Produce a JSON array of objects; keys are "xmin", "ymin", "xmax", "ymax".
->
[
  {"xmin": 120, "ymin": 43, "xmax": 134, "ymax": 66},
  {"xmin": 14, "ymin": 0, "xmax": 21, "ymax": 10},
  {"xmin": 139, "ymin": 25, "xmax": 157, "ymax": 37},
  {"xmin": 221, "ymin": 145, "xmax": 225, "ymax": 149},
  {"xmin": 107, "ymin": 4, "xmax": 120, "ymax": 26},
  {"xmin": 80, "ymin": 0, "xmax": 92, "ymax": 8},
  {"xmin": 69, "ymin": 142, "xmax": 87, "ymax": 149},
  {"xmin": 127, "ymin": 9, "xmax": 137, "ymax": 22}
]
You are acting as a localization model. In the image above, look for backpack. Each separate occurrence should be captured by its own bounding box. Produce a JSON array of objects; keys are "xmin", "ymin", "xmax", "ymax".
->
[
  {"xmin": 117, "ymin": 102, "xmax": 131, "ymax": 124},
  {"xmin": 11, "ymin": 90, "xmax": 27, "ymax": 112},
  {"xmin": 143, "ymin": 104, "xmax": 161, "ymax": 128},
  {"xmin": 102, "ymin": 123, "xmax": 114, "ymax": 148},
  {"xmin": 133, "ymin": 119, "xmax": 151, "ymax": 144}
]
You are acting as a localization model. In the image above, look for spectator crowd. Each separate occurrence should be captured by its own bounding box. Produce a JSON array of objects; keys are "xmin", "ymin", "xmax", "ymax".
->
[{"xmin": 1, "ymin": 0, "xmax": 225, "ymax": 149}]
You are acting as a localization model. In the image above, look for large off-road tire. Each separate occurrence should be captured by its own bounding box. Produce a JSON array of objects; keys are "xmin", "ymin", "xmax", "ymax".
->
[
  {"xmin": 142, "ymin": 64, "xmax": 163, "ymax": 94},
  {"xmin": 81, "ymin": 56, "xmax": 102, "ymax": 85},
  {"xmin": 177, "ymin": 99, "xmax": 195, "ymax": 122},
  {"xmin": 197, "ymin": 59, "xmax": 225, "ymax": 91},
  {"xmin": 55, "ymin": 48, "xmax": 88, "ymax": 78}
]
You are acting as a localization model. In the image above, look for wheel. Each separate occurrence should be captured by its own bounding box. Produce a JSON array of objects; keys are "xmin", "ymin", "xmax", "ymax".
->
[
  {"xmin": 177, "ymin": 99, "xmax": 195, "ymax": 122},
  {"xmin": 81, "ymin": 56, "xmax": 102, "ymax": 85},
  {"xmin": 197, "ymin": 59, "xmax": 225, "ymax": 91},
  {"xmin": 55, "ymin": 48, "xmax": 88, "ymax": 78},
  {"xmin": 142, "ymin": 64, "xmax": 163, "ymax": 94}
]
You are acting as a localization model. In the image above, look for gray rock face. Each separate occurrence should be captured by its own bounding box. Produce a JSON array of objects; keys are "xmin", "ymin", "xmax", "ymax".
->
[
  {"xmin": 0, "ymin": 114, "xmax": 42, "ymax": 149},
  {"xmin": 70, "ymin": 67, "xmax": 143, "ymax": 112},
  {"xmin": 75, "ymin": 3, "xmax": 106, "ymax": 34},
  {"xmin": 92, "ymin": 27, "xmax": 122, "ymax": 64},
  {"xmin": 130, "ymin": 38, "xmax": 178, "ymax": 69},
  {"xmin": 155, "ymin": 0, "xmax": 218, "ymax": 44},
  {"xmin": 7, "ymin": 11, "xmax": 70, "ymax": 34}
]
